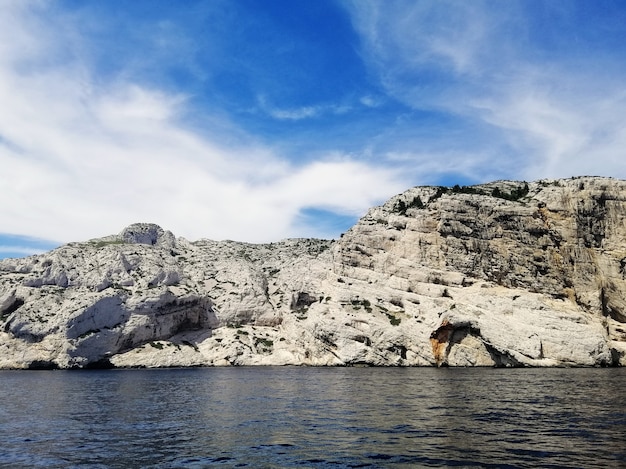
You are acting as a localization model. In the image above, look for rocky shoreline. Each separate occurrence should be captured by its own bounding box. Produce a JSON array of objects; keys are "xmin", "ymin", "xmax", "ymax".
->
[{"xmin": 2, "ymin": 176, "xmax": 625, "ymax": 368}]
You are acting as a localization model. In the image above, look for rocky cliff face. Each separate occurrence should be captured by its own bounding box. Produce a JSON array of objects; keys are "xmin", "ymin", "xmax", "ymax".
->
[{"xmin": 1, "ymin": 176, "xmax": 625, "ymax": 369}]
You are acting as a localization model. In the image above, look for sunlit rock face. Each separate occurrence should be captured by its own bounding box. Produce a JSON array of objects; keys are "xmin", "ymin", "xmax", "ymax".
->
[{"xmin": 1, "ymin": 176, "xmax": 625, "ymax": 368}]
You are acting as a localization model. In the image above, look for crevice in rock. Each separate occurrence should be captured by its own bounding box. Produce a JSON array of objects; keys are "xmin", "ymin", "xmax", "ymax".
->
[
  {"xmin": 291, "ymin": 292, "xmax": 317, "ymax": 310},
  {"xmin": 482, "ymin": 342, "xmax": 523, "ymax": 367},
  {"xmin": 84, "ymin": 358, "xmax": 115, "ymax": 369},
  {"xmin": 1, "ymin": 297, "xmax": 24, "ymax": 319},
  {"xmin": 28, "ymin": 360, "xmax": 59, "ymax": 370},
  {"xmin": 386, "ymin": 344, "xmax": 407, "ymax": 359}
]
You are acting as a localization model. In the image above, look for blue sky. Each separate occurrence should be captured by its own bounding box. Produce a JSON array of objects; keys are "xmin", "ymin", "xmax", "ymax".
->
[{"xmin": 1, "ymin": 0, "xmax": 626, "ymax": 258}]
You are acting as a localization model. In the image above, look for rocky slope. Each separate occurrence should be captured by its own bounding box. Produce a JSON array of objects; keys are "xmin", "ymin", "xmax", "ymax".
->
[{"xmin": 1, "ymin": 176, "xmax": 625, "ymax": 368}]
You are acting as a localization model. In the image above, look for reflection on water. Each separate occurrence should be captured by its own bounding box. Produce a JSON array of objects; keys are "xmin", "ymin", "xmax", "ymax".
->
[{"xmin": 0, "ymin": 367, "xmax": 625, "ymax": 468}]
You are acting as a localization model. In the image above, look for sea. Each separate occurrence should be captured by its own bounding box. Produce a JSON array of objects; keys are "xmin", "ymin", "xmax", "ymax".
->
[{"xmin": 0, "ymin": 367, "xmax": 624, "ymax": 468}]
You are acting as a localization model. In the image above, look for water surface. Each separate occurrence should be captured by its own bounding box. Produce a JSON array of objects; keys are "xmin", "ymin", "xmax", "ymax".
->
[{"xmin": 0, "ymin": 367, "xmax": 624, "ymax": 468}]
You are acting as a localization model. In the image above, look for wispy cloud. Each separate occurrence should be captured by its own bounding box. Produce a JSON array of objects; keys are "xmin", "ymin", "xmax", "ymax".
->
[
  {"xmin": 256, "ymin": 95, "xmax": 355, "ymax": 121},
  {"xmin": 3, "ymin": 0, "xmax": 625, "ymax": 252},
  {"xmin": 359, "ymin": 95, "xmax": 383, "ymax": 108},
  {"xmin": 469, "ymin": 69, "xmax": 626, "ymax": 178},
  {"xmin": 257, "ymin": 95, "xmax": 323, "ymax": 121},
  {"xmin": 343, "ymin": 0, "xmax": 626, "ymax": 181},
  {"xmin": 0, "ymin": 1, "xmax": 407, "ymax": 244},
  {"xmin": 0, "ymin": 245, "xmax": 48, "ymax": 257}
]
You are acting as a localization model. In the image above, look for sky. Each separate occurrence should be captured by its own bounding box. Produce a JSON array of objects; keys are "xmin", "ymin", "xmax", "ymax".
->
[{"xmin": 1, "ymin": 0, "xmax": 626, "ymax": 258}]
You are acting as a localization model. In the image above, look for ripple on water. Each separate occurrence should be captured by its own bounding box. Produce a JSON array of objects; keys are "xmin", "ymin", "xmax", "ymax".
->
[{"xmin": 0, "ymin": 367, "xmax": 625, "ymax": 468}]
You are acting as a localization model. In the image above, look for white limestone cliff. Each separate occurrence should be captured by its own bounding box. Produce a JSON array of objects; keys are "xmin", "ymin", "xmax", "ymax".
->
[{"xmin": 1, "ymin": 178, "xmax": 625, "ymax": 369}]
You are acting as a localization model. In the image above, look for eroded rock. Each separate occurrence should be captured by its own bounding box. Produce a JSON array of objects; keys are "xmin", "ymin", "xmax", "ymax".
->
[{"xmin": 1, "ymin": 177, "xmax": 625, "ymax": 368}]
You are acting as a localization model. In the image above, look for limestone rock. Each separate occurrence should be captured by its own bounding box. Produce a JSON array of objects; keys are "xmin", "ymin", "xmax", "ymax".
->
[
  {"xmin": 119, "ymin": 223, "xmax": 175, "ymax": 247},
  {"xmin": 1, "ymin": 177, "xmax": 626, "ymax": 368}
]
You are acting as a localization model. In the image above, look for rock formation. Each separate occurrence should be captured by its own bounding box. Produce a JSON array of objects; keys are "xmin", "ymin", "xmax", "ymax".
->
[{"xmin": 1, "ymin": 177, "xmax": 626, "ymax": 368}]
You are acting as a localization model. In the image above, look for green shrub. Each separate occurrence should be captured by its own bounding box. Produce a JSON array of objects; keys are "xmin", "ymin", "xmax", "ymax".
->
[
  {"xmin": 385, "ymin": 313, "xmax": 401, "ymax": 326},
  {"xmin": 452, "ymin": 184, "xmax": 480, "ymax": 195},
  {"xmin": 428, "ymin": 186, "xmax": 448, "ymax": 203},
  {"xmin": 255, "ymin": 338, "xmax": 274, "ymax": 348},
  {"xmin": 394, "ymin": 196, "xmax": 425, "ymax": 215},
  {"xmin": 491, "ymin": 183, "xmax": 529, "ymax": 201}
]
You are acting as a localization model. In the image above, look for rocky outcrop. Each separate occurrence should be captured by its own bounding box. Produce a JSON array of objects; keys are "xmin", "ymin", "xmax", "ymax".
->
[{"xmin": 1, "ymin": 176, "xmax": 625, "ymax": 368}]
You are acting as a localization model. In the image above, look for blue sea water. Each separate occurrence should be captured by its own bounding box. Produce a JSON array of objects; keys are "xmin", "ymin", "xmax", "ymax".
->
[{"xmin": 0, "ymin": 367, "xmax": 624, "ymax": 468}]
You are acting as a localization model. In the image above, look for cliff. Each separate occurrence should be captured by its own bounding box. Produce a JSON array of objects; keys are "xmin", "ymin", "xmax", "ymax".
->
[{"xmin": 1, "ymin": 176, "xmax": 625, "ymax": 368}]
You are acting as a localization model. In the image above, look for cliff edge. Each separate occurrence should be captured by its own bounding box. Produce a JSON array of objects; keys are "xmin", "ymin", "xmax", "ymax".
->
[{"xmin": 1, "ymin": 176, "xmax": 625, "ymax": 368}]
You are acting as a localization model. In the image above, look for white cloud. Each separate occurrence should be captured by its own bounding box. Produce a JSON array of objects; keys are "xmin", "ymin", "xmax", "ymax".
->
[
  {"xmin": 359, "ymin": 95, "xmax": 383, "ymax": 108},
  {"xmin": 0, "ymin": 2, "xmax": 407, "ymax": 244},
  {"xmin": 257, "ymin": 95, "xmax": 322, "ymax": 120},
  {"xmin": 469, "ymin": 71, "xmax": 626, "ymax": 179},
  {"xmin": 256, "ymin": 95, "xmax": 355, "ymax": 121},
  {"xmin": 343, "ymin": 0, "xmax": 626, "ymax": 182}
]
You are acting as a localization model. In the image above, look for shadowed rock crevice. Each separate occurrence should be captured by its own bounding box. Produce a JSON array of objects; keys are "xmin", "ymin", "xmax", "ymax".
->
[{"xmin": 1, "ymin": 297, "xmax": 24, "ymax": 318}]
